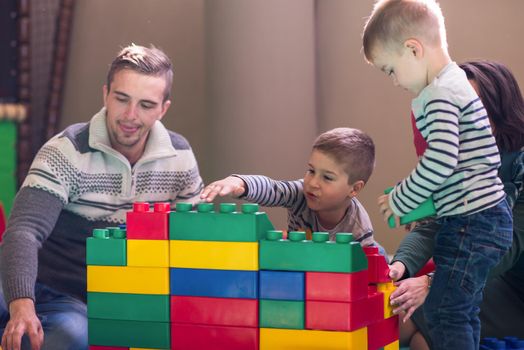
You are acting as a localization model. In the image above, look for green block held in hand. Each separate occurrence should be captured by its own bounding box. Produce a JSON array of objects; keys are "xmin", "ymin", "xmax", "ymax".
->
[{"xmin": 384, "ymin": 187, "xmax": 436, "ymax": 228}]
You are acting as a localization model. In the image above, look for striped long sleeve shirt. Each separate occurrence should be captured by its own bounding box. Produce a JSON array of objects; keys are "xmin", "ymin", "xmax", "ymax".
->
[
  {"xmin": 389, "ymin": 62, "xmax": 505, "ymax": 217},
  {"xmin": 235, "ymin": 174, "xmax": 377, "ymax": 247}
]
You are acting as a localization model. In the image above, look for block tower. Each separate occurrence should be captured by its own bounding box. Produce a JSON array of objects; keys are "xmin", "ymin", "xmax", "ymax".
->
[
  {"xmin": 258, "ymin": 230, "xmax": 398, "ymax": 350},
  {"xmin": 169, "ymin": 202, "xmax": 273, "ymax": 350},
  {"xmin": 86, "ymin": 201, "xmax": 399, "ymax": 350},
  {"xmin": 87, "ymin": 202, "xmax": 171, "ymax": 349}
]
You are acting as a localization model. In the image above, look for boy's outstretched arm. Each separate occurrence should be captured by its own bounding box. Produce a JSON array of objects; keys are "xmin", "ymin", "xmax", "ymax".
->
[{"xmin": 200, "ymin": 176, "xmax": 246, "ymax": 202}]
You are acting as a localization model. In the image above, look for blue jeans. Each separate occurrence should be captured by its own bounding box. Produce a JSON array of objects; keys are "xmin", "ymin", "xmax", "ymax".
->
[
  {"xmin": 424, "ymin": 200, "xmax": 513, "ymax": 350},
  {"xmin": 0, "ymin": 282, "xmax": 87, "ymax": 350}
]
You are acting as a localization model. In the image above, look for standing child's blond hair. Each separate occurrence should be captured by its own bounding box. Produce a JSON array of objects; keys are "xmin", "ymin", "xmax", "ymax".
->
[{"xmin": 363, "ymin": 0, "xmax": 447, "ymax": 62}]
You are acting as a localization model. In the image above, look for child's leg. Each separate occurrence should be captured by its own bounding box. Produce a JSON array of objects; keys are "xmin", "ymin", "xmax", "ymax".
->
[{"xmin": 423, "ymin": 200, "xmax": 512, "ymax": 350}]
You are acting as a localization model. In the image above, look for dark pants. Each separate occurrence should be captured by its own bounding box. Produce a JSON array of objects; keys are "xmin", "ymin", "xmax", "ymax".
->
[
  {"xmin": 424, "ymin": 200, "xmax": 513, "ymax": 350},
  {"xmin": 0, "ymin": 282, "xmax": 88, "ymax": 350}
]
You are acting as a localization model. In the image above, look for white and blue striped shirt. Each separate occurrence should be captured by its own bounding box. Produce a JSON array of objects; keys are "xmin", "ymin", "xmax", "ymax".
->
[
  {"xmin": 389, "ymin": 62, "xmax": 505, "ymax": 217},
  {"xmin": 235, "ymin": 174, "xmax": 377, "ymax": 247}
]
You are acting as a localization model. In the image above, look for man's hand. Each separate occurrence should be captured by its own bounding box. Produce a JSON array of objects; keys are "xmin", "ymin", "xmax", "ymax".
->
[
  {"xmin": 378, "ymin": 194, "xmax": 399, "ymax": 227},
  {"xmin": 389, "ymin": 276, "xmax": 430, "ymax": 323},
  {"xmin": 200, "ymin": 176, "xmax": 246, "ymax": 202},
  {"xmin": 388, "ymin": 261, "xmax": 406, "ymax": 281},
  {"xmin": 1, "ymin": 298, "xmax": 43, "ymax": 350}
]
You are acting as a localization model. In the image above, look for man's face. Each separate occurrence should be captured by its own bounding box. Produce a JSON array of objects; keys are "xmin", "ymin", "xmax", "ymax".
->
[{"xmin": 103, "ymin": 69, "xmax": 170, "ymax": 161}]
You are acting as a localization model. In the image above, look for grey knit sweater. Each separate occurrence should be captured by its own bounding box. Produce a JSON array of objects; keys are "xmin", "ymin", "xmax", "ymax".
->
[{"xmin": 0, "ymin": 108, "xmax": 203, "ymax": 303}]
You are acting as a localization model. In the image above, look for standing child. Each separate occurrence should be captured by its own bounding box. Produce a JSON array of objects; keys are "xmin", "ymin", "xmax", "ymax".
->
[
  {"xmin": 363, "ymin": 1, "xmax": 513, "ymax": 349},
  {"xmin": 200, "ymin": 127, "xmax": 385, "ymax": 253}
]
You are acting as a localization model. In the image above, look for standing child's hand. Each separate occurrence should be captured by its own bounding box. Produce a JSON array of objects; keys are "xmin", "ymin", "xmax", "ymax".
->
[
  {"xmin": 378, "ymin": 194, "xmax": 400, "ymax": 227},
  {"xmin": 200, "ymin": 176, "xmax": 247, "ymax": 202}
]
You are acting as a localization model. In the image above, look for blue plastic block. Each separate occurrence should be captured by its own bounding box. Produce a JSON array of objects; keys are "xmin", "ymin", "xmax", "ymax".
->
[
  {"xmin": 505, "ymin": 337, "xmax": 524, "ymax": 349},
  {"xmin": 170, "ymin": 268, "xmax": 258, "ymax": 299},
  {"xmin": 259, "ymin": 270, "xmax": 304, "ymax": 301},
  {"xmin": 481, "ymin": 337, "xmax": 524, "ymax": 350}
]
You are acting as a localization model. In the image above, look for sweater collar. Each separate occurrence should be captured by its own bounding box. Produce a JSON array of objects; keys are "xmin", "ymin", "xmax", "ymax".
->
[{"xmin": 88, "ymin": 107, "xmax": 178, "ymax": 162}]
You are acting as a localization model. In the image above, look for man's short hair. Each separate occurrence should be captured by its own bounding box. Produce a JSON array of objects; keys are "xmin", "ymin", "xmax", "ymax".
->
[
  {"xmin": 106, "ymin": 44, "xmax": 173, "ymax": 102},
  {"xmin": 362, "ymin": 0, "xmax": 447, "ymax": 62},
  {"xmin": 313, "ymin": 128, "xmax": 375, "ymax": 184}
]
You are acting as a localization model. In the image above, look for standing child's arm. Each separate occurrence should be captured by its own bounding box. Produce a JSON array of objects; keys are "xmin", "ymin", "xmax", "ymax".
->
[{"xmin": 389, "ymin": 96, "xmax": 461, "ymax": 218}]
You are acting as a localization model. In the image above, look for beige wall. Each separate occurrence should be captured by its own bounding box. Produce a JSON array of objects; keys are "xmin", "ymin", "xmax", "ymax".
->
[
  {"xmin": 61, "ymin": 0, "xmax": 207, "ymax": 170},
  {"xmin": 61, "ymin": 0, "xmax": 524, "ymax": 253}
]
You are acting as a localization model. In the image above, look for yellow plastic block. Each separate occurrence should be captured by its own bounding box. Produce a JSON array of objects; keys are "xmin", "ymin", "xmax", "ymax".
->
[
  {"xmin": 384, "ymin": 339, "xmax": 400, "ymax": 350},
  {"xmin": 87, "ymin": 265, "xmax": 169, "ymax": 294},
  {"xmin": 170, "ymin": 240, "xmax": 258, "ymax": 270},
  {"xmin": 127, "ymin": 239, "xmax": 169, "ymax": 267},
  {"xmin": 260, "ymin": 327, "xmax": 367, "ymax": 350},
  {"xmin": 377, "ymin": 281, "xmax": 396, "ymax": 318}
]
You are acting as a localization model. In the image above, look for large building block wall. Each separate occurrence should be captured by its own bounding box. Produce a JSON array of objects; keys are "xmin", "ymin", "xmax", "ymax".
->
[{"xmin": 86, "ymin": 202, "xmax": 399, "ymax": 350}]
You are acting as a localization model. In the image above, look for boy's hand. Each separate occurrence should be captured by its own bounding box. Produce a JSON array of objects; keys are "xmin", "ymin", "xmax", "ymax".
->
[
  {"xmin": 378, "ymin": 194, "xmax": 400, "ymax": 227},
  {"xmin": 389, "ymin": 261, "xmax": 406, "ymax": 281},
  {"xmin": 200, "ymin": 176, "xmax": 246, "ymax": 202}
]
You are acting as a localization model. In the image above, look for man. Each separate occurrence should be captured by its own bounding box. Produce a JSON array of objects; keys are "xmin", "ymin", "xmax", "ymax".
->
[{"xmin": 0, "ymin": 44, "xmax": 204, "ymax": 350}]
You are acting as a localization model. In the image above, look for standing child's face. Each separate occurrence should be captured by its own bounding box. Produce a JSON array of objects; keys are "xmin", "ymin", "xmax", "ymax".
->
[
  {"xmin": 371, "ymin": 43, "xmax": 427, "ymax": 96},
  {"xmin": 303, "ymin": 150, "xmax": 356, "ymax": 214}
]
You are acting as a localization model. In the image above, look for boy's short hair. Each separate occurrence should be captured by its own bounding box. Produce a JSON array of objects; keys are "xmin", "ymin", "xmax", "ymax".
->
[
  {"xmin": 107, "ymin": 44, "xmax": 173, "ymax": 102},
  {"xmin": 362, "ymin": 0, "xmax": 447, "ymax": 62},
  {"xmin": 313, "ymin": 128, "xmax": 375, "ymax": 184}
]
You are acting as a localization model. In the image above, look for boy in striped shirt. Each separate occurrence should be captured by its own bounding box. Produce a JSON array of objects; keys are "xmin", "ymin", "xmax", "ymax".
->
[
  {"xmin": 200, "ymin": 127, "xmax": 385, "ymax": 254},
  {"xmin": 363, "ymin": 1, "xmax": 513, "ymax": 349}
]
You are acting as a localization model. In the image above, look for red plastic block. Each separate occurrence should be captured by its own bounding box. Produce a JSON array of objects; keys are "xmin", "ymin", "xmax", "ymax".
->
[
  {"xmin": 415, "ymin": 258, "xmax": 436, "ymax": 277},
  {"xmin": 305, "ymin": 290, "xmax": 384, "ymax": 331},
  {"xmin": 126, "ymin": 202, "xmax": 170, "ymax": 240},
  {"xmin": 171, "ymin": 323, "xmax": 258, "ymax": 350},
  {"xmin": 306, "ymin": 270, "xmax": 368, "ymax": 302},
  {"xmin": 367, "ymin": 315, "xmax": 399, "ymax": 350},
  {"xmin": 88, "ymin": 346, "xmax": 127, "ymax": 350},
  {"xmin": 170, "ymin": 296, "xmax": 258, "ymax": 327},
  {"xmin": 364, "ymin": 246, "xmax": 390, "ymax": 284},
  {"xmin": 365, "ymin": 289, "xmax": 385, "ymax": 325},
  {"xmin": 0, "ymin": 202, "xmax": 5, "ymax": 241}
]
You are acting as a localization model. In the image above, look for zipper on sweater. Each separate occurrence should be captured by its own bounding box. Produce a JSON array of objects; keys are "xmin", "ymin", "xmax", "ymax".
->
[{"xmin": 130, "ymin": 167, "xmax": 136, "ymax": 195}]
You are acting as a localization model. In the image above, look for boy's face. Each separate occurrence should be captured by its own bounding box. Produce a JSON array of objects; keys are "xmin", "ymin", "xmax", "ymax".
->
[
  {"xmin": 303, "ymin": 150, "xmax": 357, "ymax": 215},
  {"xmin": 371, "ymin": 43, "xmax": 427, "ymax": 96}
]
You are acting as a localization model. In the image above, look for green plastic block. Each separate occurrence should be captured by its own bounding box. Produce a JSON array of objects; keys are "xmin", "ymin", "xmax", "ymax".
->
[
  {"xmin": 0, "ymin": 122, "xmax": 16, "ymax": 170},
  {"xmin": 88, "ymin": 318, "xmax": 170, "ymax": 348},
  {"xmin": 87, "ymin": 292, "xmax": 169, "ymax": 322},
  {"xmin": 259, "ymin": 231, "xmax": 368, "ymax": 273},
  {"xmin": 384, "ymin": 187, "xmax": 436, "ymax": 228},
  {"xmin": 86, "ymin": 228, "xmax": 126, "ymax": 266},
  {"xmin": 0, "ymin": 159, "xmax": 16, "ymax": 173},
  {"xmin": 259, "ymin": 299, "xmax": 304, "ymax": 329},
  {"xmin": 0, "ymin": 121, "xmax": 17, "ymax": 144},
  {"xmin": 169, "ymin": 202, "xmax": 274, "ymax": 242},
  {"xmin": 0, "ymin": 173, "xmax": 16, "ymax": 217}
]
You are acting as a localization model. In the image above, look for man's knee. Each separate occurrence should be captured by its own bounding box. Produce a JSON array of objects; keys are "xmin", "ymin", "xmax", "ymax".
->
[{"xmin": 41, "ymin": 310, "xmax": 88, "ymax": 350}]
